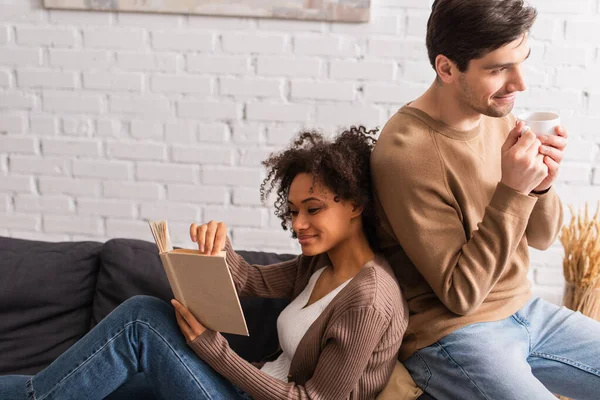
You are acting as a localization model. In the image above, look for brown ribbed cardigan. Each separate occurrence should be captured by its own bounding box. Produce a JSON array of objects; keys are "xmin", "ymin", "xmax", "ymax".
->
[
  {"xmin": 371, "ymin": 105, "xmax": 563, "ymax": 361},
  {"xmin": 188, "ymin": 238, "xmax": 408, "ymax": 399}
]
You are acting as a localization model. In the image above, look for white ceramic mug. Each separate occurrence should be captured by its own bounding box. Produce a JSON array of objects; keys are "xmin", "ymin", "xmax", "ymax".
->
[{"xmin": 518, "ymin": 112, "xmax": 561, "ymax": 137}]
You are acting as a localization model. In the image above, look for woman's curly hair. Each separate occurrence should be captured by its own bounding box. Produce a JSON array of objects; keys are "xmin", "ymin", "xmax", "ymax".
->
[{"xmin": 260, "ymin": 126, "xmax": 380, "ymax": 250}]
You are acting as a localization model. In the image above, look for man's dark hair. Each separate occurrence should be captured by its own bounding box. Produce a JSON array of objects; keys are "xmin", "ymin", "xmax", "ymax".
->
[
  {"xmin": 260, "ymin": 126, "xmax": 380, "ymax": 250},
  {"xmin": 427, "ymin": 0, "xmax": 537, "ymax": 73}
]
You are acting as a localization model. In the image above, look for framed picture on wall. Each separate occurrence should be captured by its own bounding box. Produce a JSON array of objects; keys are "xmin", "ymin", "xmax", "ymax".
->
[{"xmin": 43, "ymin": 0, "xmax": 371, "ymax": 23}]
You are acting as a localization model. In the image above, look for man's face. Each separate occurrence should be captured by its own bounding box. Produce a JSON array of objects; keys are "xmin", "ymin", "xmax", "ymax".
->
[{"xmin": 455, "ymin": 34, "xmax": 530, "ymax": 118}]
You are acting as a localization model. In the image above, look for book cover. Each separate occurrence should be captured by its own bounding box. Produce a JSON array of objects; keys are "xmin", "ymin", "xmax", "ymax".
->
[{"xmin": 149, "ymin": 220, "xmax": 249, "ymax": 336}]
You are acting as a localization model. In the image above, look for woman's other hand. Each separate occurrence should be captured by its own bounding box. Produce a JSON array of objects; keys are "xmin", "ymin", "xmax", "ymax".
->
[{"xmin": 172, "ymin": 299, "xmax": 207, "ymax": 342}]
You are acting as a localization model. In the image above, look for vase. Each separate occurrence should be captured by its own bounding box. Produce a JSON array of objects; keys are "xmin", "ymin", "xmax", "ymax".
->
[{"xmin": 562, "ymin": 282, "xmax": 600, "ymax": 321}]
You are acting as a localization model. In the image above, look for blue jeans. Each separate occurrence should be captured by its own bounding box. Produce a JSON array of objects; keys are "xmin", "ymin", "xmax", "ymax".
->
[
  {"xmin": 404, "ymin": 297, "xmax": 600, "ymax": 399},
  {"xmin": 0, "ymin": 296, "xmax": 252, "ymax": 400}
]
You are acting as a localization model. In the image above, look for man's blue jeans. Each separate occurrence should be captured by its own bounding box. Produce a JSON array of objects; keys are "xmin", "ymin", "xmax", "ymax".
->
[
  {"xmin": 404, "ymin": 296, "xmax": 600, "ymax": 399},
  {"xmin": 0, "ymin": 295, "xmax": 251, "ymax": 400}
]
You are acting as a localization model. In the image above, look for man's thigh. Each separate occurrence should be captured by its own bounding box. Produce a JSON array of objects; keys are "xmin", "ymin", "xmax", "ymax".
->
[
  {"xmin": 524, "ymin": 297, "xmax": 600, "ymax": 399},
  {"xmin": 404, "ymin": 317, "xmax": 556, "ymax": 400}
]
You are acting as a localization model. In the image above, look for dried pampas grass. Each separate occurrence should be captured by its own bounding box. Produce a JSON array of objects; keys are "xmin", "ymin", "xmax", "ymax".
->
[
  {"xmin": 560, "ymin": 202, "xmax": 600, "ymax": 318},
  {"xmin": 558, "ymin": 203, "xmax": 600, "ymax": 400}
]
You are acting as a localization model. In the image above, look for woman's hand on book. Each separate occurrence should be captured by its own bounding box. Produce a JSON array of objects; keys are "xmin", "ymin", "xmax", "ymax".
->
[
  {"xmin": 189, "ymin": 220, "xmax": 227, "ymax": 255},
  {"xmin": 172, "ymin": 299, "xmax": 207, "ymax": 342}
]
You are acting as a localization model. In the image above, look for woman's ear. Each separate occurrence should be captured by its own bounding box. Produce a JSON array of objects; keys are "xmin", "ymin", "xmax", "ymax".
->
[{"xmin": 350, "ymin": 204, "xmax": 365, "ymax": 219}]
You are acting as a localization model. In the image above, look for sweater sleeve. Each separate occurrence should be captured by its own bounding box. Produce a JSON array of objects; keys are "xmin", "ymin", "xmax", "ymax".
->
[
  {"xmin": 372, "ymin": 131, "xmax": 538, "ymax": 316},
  {"xmin": 188, "ymin": 307, "xmax": 393, "ymax": 400},
  {"xmin": 506, "ymin": 112, "xmax": 564, "ymax": 250},
  {"xmin": 223, "ymin": 236, "xmax": 299, "ymax": 299},
  {"xmin": 525, "ymin": 188, "xmax": 563, "ymax": 250}
]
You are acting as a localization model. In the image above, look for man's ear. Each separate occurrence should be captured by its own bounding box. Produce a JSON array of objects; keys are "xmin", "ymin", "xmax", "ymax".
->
[{"xmin": 435, "ymin": 54, "xmax": 458, "ymax": 84}]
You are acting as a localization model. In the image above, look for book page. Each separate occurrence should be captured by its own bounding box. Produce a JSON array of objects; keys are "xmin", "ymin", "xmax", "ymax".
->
[{"xmin": 148, "ymin": 220, "xmax": 174, "ymax": 254}]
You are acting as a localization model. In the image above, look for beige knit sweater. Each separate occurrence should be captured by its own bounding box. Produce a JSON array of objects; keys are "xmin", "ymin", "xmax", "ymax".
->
[
  {"xmin": 371, "ymin": 105, "xmax": 563, "ymax": 361},
  {"xmin": 188, "ymin": 238, "xmax": 409, "ymax": 399}
]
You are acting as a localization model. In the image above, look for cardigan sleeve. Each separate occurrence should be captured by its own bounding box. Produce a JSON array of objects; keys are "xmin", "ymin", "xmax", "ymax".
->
[
  {"xmin": 188, "ymin": 307, "xmax": 395, "ymax": 400},
  {"xmin": 223, "ymin": 236, "xmax": 300, "ymax": 299}
]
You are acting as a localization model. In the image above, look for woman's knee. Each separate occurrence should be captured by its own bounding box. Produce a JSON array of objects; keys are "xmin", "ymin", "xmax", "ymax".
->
[{"xmin": 117, "ymin": 295, "xmax": 173, "ymax": 323}]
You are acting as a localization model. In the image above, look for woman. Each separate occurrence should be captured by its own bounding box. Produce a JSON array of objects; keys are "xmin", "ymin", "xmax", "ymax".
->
[{"xmin": 0, "ymin": 126, "xmax": 408, "ymax": 400}]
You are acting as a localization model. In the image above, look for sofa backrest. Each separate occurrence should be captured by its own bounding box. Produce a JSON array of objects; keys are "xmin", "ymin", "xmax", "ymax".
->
[
  {"xmin": 91, "ymin": 238, "xmax": 174, "ymax": 327},
  {"xmin": 0, "ymin": 236, "xmax": 103, "ymax": 375}
]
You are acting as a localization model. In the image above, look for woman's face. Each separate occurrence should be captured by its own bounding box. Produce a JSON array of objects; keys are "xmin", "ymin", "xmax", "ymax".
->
[{"xmin": 287, "ymin": 173, "xmax": 362, "ymax": 256}]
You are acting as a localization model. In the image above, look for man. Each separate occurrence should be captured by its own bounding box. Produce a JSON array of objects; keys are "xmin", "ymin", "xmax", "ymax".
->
[{"xmin": 371, "ymin": 0, "xmax": 600, "ymax": 398}]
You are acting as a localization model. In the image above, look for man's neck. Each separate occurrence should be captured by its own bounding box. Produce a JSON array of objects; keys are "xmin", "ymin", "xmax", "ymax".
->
[{"xmin": 409, "ymin": 82, "xmax": 483, "ymax": 131}]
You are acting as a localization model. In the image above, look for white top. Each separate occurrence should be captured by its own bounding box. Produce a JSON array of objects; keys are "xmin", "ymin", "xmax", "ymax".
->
[{"xmin": 260, "ymin": 267, "xmax": 352, "ymax": 382}]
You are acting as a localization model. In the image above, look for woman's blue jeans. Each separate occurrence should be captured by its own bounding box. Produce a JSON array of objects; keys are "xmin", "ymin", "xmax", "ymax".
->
[
  {"xmin": 0, "ymin": 295, "xmax": 251, "ymax": 400},
  {"xmin": 404, "ymin": 296, "xmax": 600, "ymax": 399}
]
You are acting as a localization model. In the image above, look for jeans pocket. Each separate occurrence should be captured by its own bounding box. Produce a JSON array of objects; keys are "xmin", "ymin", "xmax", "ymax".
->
[{"xmin": 403, "ymin": 351, "xmax": 432, "ymax": 391}]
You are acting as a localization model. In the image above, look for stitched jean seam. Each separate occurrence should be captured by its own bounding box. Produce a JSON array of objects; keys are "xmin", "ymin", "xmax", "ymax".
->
[
  {"xmin": 412, "ymin": 352, "xmax": 432, "ymax": 391},
  {"xmin": 434, "ymin": 342, "xmax": 491, "ymax": 400},
  {"xmin": 26, "ymin": 377, "xmax": 36, "ymax": 400},
  {"xmin": 36, "ymin": 320, "xmax": 214, "ymax": 400},
  {"xmin": 530, "ymin": 352, "xmax": 600, "ymax": 377},
  {"xmin": 511, "ymin": 313, "xmax": 533, "ymax": 353}
]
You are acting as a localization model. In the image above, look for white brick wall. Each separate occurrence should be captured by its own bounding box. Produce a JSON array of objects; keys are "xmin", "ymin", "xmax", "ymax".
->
[{"xmin": 1, "ymin": 0, "xmax": 599, "ymax": 305}]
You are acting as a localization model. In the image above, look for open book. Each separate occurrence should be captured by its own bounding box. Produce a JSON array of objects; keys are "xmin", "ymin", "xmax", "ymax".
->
[{"xmin": 148, "ymin": 220, "xmax": 249, "ymax": 336}]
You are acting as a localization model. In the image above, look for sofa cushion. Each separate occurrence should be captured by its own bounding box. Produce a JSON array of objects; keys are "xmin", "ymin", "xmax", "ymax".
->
[
  {"xmin": 0, "ymin": 236, "xmax": 102, "ymax": 375},
  {"xmin": 93, "ymin": 238, "xmax": 294, "ymax": 362},
  {"xmin": 91, "ymin": 238, "xmax": 174, "ymax": 326}
]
